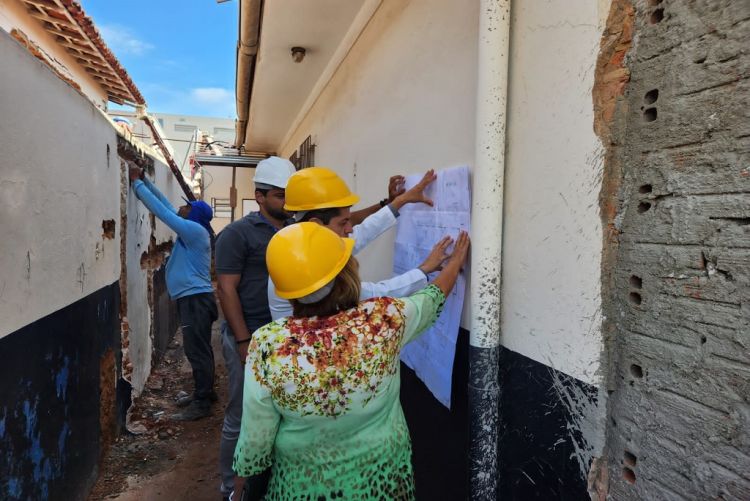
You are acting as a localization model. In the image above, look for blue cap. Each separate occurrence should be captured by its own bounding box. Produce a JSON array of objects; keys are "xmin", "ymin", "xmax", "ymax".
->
[{"xmin": 185, "ymin": 200, "xmax": 213, "ymax": 234}]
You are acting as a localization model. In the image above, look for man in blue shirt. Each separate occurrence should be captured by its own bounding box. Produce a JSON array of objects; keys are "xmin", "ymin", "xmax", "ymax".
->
[{"xmin": 129, "ymin": 167, "xmax": 218, "ymax": 421}]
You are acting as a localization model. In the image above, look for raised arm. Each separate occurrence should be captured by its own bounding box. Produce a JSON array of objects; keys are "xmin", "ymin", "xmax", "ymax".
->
[
  {"xmin": 350, "ymin": 175, "xmax": 406, "ymax": 225},
  {"xmin": 350, "ymin": 170, "xmax": 438, "ymax": 254},
  {"xmin": 140, "ymin": 175, "xmax": 177, "ymax": 213},
  {"xmin": 129, "ymin": 167, "xmax": 203, "ymax": 244},
  {"xmin": 360, "ymin": 235, "xmax": 452, "ymax": 298},
  {"xmin": 399, "ymin": 231, "xmax": 470, "ymax": 346}
]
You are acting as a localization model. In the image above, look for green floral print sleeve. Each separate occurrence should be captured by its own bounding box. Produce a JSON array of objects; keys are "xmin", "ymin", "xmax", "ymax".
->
[
  {"xmin": 232, "ymin": 284, "xmax": 446, "ymax": 500},
  {"xmin": 398, "ymin": 283, "xmax": 446, "ymax": 347},
  {"xmin": 233, "ymin": 334, "xmax": 281, "ymax": 477}
]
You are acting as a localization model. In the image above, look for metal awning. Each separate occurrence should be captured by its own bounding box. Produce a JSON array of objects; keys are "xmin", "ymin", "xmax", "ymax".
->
[{"xmin": 193, "ymin": 154, "xmax": 266, "ymax": 167}]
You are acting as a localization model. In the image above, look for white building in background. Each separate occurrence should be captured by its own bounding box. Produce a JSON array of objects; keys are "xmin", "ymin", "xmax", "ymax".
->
[
  {"xmin": 109, "ymin": 111, "xmax": 245, "ymax": 232},
  {"xmin": 109, "ymin": 111, "xmax": 236, "ymax": 174}
]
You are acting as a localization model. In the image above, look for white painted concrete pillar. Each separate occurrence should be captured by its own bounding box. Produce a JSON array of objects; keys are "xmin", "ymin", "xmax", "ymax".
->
[{"xmin": 468, "ymin": 0, "xmax": 511, "ymax": 498}]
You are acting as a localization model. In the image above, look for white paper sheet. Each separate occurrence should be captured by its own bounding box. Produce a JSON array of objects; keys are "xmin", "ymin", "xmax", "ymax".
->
[{"xmin": 394, "ymin": 166, "xmax": 471, "ymax": 408}]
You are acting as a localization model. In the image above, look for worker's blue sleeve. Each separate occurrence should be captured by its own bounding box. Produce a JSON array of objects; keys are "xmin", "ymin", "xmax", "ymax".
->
[
  {"xmin": 140, "ymin": 176, "xmax": 178, "ymax": 213},
  {"xmin": 132, "ymin": 179, "xmax": 205, "ymax": 245}
]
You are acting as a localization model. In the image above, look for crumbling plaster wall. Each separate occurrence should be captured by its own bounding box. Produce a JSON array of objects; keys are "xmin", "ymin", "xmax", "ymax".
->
[
  {"xmin": 117, "ymin": 138, "xmax": 183, "ymax": 395},
  {"xmin": 0, "ymin": 28, "xmax": 120, "ymax": 339},
  {"xmin": 601, "ymin": 1, "xmax": 750, "ymax": 499}
]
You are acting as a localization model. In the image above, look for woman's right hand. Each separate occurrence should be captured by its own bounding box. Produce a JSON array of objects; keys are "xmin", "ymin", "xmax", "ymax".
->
[
  {"xmin": 446, "ymin": 231, "xmax": 470, "ymax": 269},
  {"xmin": 431, "ymin": 231, "xmax": 470, "ymax": 296}
]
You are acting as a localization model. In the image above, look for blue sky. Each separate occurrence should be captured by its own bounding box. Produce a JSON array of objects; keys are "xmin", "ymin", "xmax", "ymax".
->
[{"xmin": 81, "ymin": 0, "xmax": 238, "ymax": 118}]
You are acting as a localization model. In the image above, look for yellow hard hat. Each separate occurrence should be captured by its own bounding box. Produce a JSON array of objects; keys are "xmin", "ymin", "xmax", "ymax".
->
[
  {"xmin": 266, "ymin": 222, "xmax": 355, "ymax": 299},
  {"xmin": 283, "ymin": 167, "xmax": 361, "ymax": 211}
]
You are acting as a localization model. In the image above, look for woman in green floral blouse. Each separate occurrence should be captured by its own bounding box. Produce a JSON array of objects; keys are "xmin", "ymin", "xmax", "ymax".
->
[{"xmin": 233, "ymin": 222, "xmax": 470, "ymax": 500}]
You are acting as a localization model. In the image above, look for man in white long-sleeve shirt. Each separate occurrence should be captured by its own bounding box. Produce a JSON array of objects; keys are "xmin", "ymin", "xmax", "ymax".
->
[{"xmin": 268, "ymin": 167, "xmax": 451, "ymax": 320}]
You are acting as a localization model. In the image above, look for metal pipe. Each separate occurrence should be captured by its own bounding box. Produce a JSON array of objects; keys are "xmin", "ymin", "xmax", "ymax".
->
[
  {"xmin": 235, "ymin": 0, "xmax": 263, "ymax": 148},
  {"xmin": 468, "ymin": 0, "xmax": 511, "ymax": 498}
]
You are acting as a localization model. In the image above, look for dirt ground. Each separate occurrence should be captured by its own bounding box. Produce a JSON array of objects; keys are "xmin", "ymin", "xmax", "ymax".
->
[{"xmin": 89, "ymin": 319, "xmax": 227, "ymax": 501}]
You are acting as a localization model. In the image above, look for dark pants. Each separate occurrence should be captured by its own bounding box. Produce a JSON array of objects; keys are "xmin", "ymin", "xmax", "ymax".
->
[{"xmin": 176, "ymin": 292, "xmax": 218, "ymax": 404}]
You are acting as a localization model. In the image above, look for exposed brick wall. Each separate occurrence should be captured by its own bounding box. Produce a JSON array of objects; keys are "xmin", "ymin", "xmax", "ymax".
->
[{"xmin": 602, "ymin": 1, "xmax": 750, "ymax": 499}]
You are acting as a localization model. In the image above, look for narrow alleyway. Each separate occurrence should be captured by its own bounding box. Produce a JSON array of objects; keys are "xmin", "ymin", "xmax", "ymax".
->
[{"xmin": 89, "ymin": 318, "xmax": 227, "ymax": 501}]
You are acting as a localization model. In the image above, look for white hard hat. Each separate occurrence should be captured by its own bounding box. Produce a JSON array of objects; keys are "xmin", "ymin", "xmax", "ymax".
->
[{"xmin": 254, "ymin": 156, "xmax": 296, "ymax": 189}]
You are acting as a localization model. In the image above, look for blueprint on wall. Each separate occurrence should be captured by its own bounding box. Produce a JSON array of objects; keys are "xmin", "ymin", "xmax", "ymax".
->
[{"xmin": 393, "ymin": 165, "xmax": 471, "ymax": 408}]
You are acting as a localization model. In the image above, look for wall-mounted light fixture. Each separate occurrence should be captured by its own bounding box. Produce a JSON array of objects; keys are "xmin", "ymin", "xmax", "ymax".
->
[{"xmin": 291, "ymin": 47, "xmax": 306, "ymax": 63}]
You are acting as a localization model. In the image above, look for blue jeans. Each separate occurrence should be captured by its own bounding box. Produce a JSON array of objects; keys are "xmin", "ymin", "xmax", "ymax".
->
[{"xmin": 219, "ymin": 322, "xmax": 245, "ymax": 496}]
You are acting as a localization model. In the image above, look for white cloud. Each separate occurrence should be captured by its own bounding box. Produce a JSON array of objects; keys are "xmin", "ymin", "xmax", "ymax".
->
[
  {"xmin": 189, "ymin": 87, "xmax": 235, "ymax": 116},
  {"xmin": 190, "ymin": 87, "xmax": 233, "ymax": 104},
  {"xmin": 99, "ymin": 24, "xmax": 154, "ymax": 56}
]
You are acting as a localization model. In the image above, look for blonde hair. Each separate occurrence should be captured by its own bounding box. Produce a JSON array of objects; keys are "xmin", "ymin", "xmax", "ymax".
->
[{"xmin": 291, "ymin": 257, "xmax": 361, "ymax": 318}]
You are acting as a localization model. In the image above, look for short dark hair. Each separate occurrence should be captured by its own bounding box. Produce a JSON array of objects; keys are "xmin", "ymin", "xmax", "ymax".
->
[
  {"xmin": 255, "ymin": 188, "xmax": 269, "ymax": 197},
  {"xmin": 299, "ymin": 207, "xmax": 343, "ymax": 225}
]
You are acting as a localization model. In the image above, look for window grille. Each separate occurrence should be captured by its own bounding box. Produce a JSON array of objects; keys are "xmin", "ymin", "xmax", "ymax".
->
[
  {"xmin": 289, "ymin": 135, "xmax": 315, "ymax": 170},
  {"xmin": 211, "ymin": 197, "xmax": 232, "ymax": 218}
]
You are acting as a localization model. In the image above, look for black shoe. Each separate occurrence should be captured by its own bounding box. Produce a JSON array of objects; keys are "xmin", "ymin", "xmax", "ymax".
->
[
  {"xmin": 175, "ymin": 391, "xmax": 218, "ymax": 408},
  {"xmin": 170, "ymin": 401, "xmax": 212, "ymax": 421}
]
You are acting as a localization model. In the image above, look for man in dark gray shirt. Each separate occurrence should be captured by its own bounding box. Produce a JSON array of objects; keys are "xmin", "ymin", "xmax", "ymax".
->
[{"xmin": 215, "ymin": 156, "xmax": 296, "ymax": 500}]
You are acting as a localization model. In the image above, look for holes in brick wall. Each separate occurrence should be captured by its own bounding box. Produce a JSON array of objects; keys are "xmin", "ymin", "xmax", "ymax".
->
[
  {"xmin": 639, "ymin": 184, "xmax": 653, "ymax": 194},
  {"xmin": 630, "ymin": 275, "xmax": 643, "ymax": 289},
  {"xmin": 643, "ymin": 107, "xmax": 658, "ymax": 122},
  {"xmin": 629, "ymin": 292, "xmax": 642, "ymax": 305},
  {"xmin": 624, "ymin": 451, "xmax": 638, "ymax": 467},
  {"xmin": 638, "ymin": 202, "xmax": 652, "ymax": 213},
  {"xmin": 644, "ymin": 89, "xmax": 659, "ymax": 104},
  {"xmin": 630, "ymin": 364, "xmax": 644, "ymax": 378},
  {"xmin": 623, "ymin": 467, "xmax": 637, "ymax": 484},
  {"xmin": 648, "ymin": 0, "xmax": 663, "ymax": 5},
  {"xmin": 701, "ymin": 335, "xmax": 707, "ymax": 344},
  {"xmin": 102, "ymin": 219, "xmax": 116, "ymax": 239},
  {"xmin": 693, "ymin": 54, "xmax": 707, "ymax": 64},
  {"xmin": 650, "ymin": 8, "xmax": 664, "ymax": 24}
]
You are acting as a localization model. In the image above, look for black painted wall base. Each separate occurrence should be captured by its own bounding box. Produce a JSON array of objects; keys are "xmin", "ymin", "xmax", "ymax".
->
[
  {"xmin": 151, "ymin": 265, "xmax": 179, "ymax": 359},
  {"xmin": 401, "ymin": 327, "xmax": 469, "ymax": 501},
  {"xmin": 400, "ymin": 330, "xmax": 596, "ymax": 500},
  {"xmin": 0, "ymin": 282, "xmax": 120, "ymax": 501},
  {"xmin": 497, "ymin": 346, "xmax": 597, "ymax": 500}
]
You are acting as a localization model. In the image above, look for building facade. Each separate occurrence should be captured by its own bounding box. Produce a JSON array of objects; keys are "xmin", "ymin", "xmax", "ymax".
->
[{"xmin": 235, "ymin": 0, "xmax": 750, "ymax": 499}]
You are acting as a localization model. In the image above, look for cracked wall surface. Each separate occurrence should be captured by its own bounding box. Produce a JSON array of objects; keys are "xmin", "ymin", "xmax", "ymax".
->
[
  {"xmin": 0, "ymin": 28, "xmax": 183, "ymax": 500},
  {"xmin": 0, "ymin": 29, "xmax": 120, "ymax": 339},
  {"xmin": 602, "ymin": 1, "xmax": 750, "ymax": 499},
  {"xmin": 117, "ymin": 137, "xmax": 183, "ymax": 396}
]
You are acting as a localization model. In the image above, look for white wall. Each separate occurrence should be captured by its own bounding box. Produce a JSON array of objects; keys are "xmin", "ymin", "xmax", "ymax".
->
[
  {"xmin": 501, "ymin": 0, "xmax": 610, "ymax": 384},
  {"xmin": 1, "ymin": 28, "xmax": 185, "ymax": 395},
  {"xmin": 124, "ymin": 153, "xmax": 186, "ymax": 394},
  {"xmin": 280, "ymin": 0, "xmax": 479, "ymax": 298},
  {"xmin": 0, "ymin": 29, "xmax": 119, "ymax": 339},
  {"xmin": 0, "ymin": 0, "xmax": 108, "ymax": 107},
  {"xmin": 269, "ymin": 0, "xmax": 610, "ymax": 384}
]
